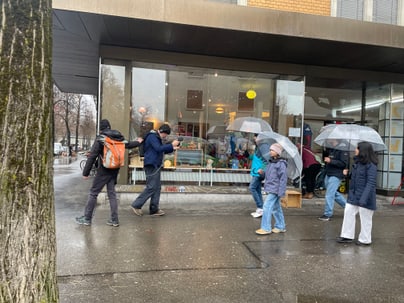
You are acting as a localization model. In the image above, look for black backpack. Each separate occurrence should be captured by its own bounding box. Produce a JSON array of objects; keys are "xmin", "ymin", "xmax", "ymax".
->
[{"xmin": 138, "ymin": 131, "xmax": 155, "ymax": 157}]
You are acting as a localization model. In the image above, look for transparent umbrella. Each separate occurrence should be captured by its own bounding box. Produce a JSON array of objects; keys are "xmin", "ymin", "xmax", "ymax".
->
[
  {"xmin": 226, "ymin": 117, "xmax": 272, "ymax": 134},
  {"xmin": 256, "ymin": 131, "xmax": 302, "ymax": 179},
  {"xmin": 207, "ymin": 125, "xmax": 227, "ymax": 136},
  {"xmin": 207, "ymin": 125, "xmax": 242, "ymax": 139},
  {"xmin": 313, "ymin": 124, "xmax": 386, "ymax": 152}
]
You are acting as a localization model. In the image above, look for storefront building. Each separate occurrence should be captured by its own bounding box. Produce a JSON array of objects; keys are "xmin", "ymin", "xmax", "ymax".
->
[{"xmin": 52, "ymin": 0, "xmax": 404, "ymax": 194}]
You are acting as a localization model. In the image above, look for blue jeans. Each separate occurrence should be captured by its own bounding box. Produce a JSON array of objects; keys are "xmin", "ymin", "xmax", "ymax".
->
[
  {"xmin": 324, "ymin": 175, "xmax": 346, "ymax": 217},
  {"xmin": 249, "ymin": 175, "xmax": 264, "ymax": 209},
  {"xmin": 261, "ymin": 193, "xmax": 286, "ymax": 231}
]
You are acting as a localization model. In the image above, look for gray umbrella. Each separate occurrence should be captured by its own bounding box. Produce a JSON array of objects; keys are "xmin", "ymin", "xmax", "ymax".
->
[{"xmin": 314, "ymin": 124, "xmax": 386, "ymax": 151}]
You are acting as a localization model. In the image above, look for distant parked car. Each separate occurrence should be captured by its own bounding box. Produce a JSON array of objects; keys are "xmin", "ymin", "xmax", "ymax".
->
[{"xmin": 54, "ymin": 143, "xmax": 63, "ymax": 156}]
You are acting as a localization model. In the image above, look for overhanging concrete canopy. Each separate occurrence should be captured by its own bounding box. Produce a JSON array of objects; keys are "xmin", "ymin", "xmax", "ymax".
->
[{"xmin": 52, "ymin": 0, "xmax": 404, "ymax": 95}]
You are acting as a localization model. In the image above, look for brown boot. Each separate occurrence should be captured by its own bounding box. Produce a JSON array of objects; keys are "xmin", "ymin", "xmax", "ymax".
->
[{"xmin": 303, "ymin": 193, "xmax": 313, "ymax": 199}]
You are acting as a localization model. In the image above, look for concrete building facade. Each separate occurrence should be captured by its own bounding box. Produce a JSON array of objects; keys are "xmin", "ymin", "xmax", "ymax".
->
[{"xmin": 52, "ymin": 0, "xmax": 404, "ymax": 195}]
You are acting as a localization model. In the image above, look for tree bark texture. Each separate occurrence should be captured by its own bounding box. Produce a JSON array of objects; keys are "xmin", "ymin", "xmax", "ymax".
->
[{"xmin": 0, "ymin": 0, "xmax": 58, "ymax": 302}]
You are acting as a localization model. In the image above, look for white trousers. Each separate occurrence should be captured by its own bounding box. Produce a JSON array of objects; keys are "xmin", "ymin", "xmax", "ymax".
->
[{"xmin": 340, "ymin": 203, "xmax": 374, "ymax": 244}]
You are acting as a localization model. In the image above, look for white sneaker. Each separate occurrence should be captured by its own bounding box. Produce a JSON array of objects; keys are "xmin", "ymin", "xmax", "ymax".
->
[
  {"xmin": 251, "ymin": 208, "xmax": 263, "ymax": 218},
  {"xmin": 250, "ymin": 208, "xmax": 260, "ymax": 216},
  {"xmin": 272, "ymin": 228, "xmax": 286, "ymax": 233}
]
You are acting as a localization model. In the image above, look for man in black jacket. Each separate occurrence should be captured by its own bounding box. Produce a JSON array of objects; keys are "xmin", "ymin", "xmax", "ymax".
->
[
  {"xmin": 318, "ymin": 139, "xmax": 349, "ymax": 221},
  {"xmin": 76, "ymin": 119, "xmax": 143, "ymax": 227}
]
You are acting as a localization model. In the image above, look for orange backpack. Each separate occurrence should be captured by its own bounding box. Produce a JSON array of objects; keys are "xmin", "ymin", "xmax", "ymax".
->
[{"xmin": 99, "ymin": 135, "xmax": 127, "ymax": 169}]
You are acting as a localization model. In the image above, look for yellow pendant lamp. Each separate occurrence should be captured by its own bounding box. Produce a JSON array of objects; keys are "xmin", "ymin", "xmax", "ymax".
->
[{"xmin": 246, "ymin": 89, "xmax": 256, "ymax": 99}]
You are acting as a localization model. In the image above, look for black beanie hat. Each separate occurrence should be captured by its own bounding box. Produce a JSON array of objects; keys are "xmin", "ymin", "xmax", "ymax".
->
[
  {"xmin": 100, "ymin": 119, "xmax": 111, "ymax": 131},
  {"xmin": 159, "ymin": 124, "xmax": 171, "ymax": 135}
]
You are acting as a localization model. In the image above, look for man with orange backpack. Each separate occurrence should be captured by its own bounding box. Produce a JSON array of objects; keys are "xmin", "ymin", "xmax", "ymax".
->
[{"xmin": 76, "ymin": 119, "xmax": 143, "ymax": 227}]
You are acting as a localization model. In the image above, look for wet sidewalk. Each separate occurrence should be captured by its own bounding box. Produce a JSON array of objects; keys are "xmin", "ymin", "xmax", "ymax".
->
[{"xmin": 55, "ymin": 159, "xmax": 404, "ymax": 303}]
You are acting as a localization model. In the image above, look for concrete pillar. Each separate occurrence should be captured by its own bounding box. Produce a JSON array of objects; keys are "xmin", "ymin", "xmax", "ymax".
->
[
  {"xmin": 330, "ymin": 0, "xmax": 338, "ymax": 17},
  {"xmin": 398, "ymin": 0, "xmax": 404, "ymax": 25},
  {"xmin": 363, "ymin": 0, "xmax": 373, "ymax": 22}
]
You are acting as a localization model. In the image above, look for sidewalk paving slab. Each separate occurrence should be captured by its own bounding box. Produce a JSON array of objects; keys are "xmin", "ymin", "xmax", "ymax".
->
[{"xmin": 55, "ymin": 159, "xmax": 404, "ymax": 303}]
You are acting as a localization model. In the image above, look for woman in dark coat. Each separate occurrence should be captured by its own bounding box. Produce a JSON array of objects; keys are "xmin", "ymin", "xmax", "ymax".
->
[{"xmin": 337, "ymin": 142, "xmax": 378, "ymax": 245}]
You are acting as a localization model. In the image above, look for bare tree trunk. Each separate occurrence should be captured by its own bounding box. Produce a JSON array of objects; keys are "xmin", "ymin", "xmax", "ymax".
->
[
  {"xmin": 64, "ymin": 95, "xmax": 71, "ymax": 156},
  {"xmin": 74, "ymin": 95, "xmax": 82, "ymax": 153},
  {"xmin": 0, "ymin": 0, "xmax": 58, "ymax": 302}
]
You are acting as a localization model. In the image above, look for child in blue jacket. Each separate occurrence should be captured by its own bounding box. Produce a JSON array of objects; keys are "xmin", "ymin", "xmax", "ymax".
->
[{"xmin": 249, "ymin": 134, "xmax": 268, "ymax": 218}]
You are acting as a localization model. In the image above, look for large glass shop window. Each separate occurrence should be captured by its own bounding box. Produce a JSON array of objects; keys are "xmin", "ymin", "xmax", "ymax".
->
[
  {"xmin": 129, "ymin": 65, "xmax": 281, "ymax": 169},
  {"xmin": 101, "ymin": 64, "xmax": 126, "ymax": 132},
  {"xmin": 102, "ymin": 61, "xmax": 403, "ymax": 191},
  {"xmin": 377, "ymin": 84, "xmax": 404, "ymax": 190},
  {"xmin": 304, "ymin": 79, "xmax": 404, "ymax": 190},
  {"xmin": 130, "ymin": 68, "xmax": 167, "ymax": 139}
]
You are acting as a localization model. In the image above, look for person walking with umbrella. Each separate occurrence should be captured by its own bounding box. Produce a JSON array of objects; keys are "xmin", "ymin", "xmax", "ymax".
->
[
  {"xmin": 249, "ymin": 134, "xmax": 268, "ymax": 218},
  {"xmin": 313, "ymin": 124, "xmax": 386, "ymax": 222},
  {"xmin": 337, "ymin": 142, "xmax": 378, "ymax": 245},
  {"xmin": 318, "ymin": 139, "xmax": 349, "ymax": 221},
  {"xmin": 255, "ymin": 143, "xmax": 287, "ymax": 235}
]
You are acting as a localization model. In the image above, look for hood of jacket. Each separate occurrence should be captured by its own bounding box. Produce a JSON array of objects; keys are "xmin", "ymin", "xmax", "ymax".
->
[{"xmin": 100, "ymin": 129, "xmax": 125, "ymax": 141}]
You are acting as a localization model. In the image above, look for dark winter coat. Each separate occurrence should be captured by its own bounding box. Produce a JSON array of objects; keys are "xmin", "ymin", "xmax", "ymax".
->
[
  {"xmin": 324, "ymin": 146, "xmax": 349, "ymax": 179},
  {"xmin": 347, "ymin": 158, "xmax": 377, "ymax": 211},
  {"xmin": 143, "ymin": 130, "xmax": 174, "ymax": 168},
  {"xmin": 83, "ymin": 129, "xmax": 141, "ymax": 177},
  {"xmin": 263, "ymin": 157, "xmax": 287, "ymax": 197}
]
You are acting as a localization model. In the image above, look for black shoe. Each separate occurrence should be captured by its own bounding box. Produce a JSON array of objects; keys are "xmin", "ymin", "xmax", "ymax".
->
[
  {"xmin": 355, "ymin": 240, "xmax": 371, "ymax": 246},
  {"xmin": 336, "ymin": 237, "xmax": 353, "ymax": 243},
  {"xmin": 76, "ymin": 216, "xmax": 91, "ymax": 226},
  {"xmin": 318, "ymin": 215, "xmax": 331, "ymax": 221}
]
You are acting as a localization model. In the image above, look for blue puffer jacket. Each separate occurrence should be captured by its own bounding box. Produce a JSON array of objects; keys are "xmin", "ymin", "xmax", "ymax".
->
[
  {"xmin": 143, "ymin": 130, "xmax": 174, "ymax": 168},
  {"xmin": 263, "ymin": 157, "xmax": 287, "ymax": 197},
  {"xmin": 347, "ymin": 159, "xmax": 377, "ymax": 210},
  {"xmin": 250, "ymin": 153, "xmax": 266, "ymax": 177}
]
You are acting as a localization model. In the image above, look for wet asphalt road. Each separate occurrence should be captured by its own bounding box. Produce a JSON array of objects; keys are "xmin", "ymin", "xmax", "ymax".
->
[{"xmin": 54, "ymin": 158, "xmax": 404, "ymax": 303}]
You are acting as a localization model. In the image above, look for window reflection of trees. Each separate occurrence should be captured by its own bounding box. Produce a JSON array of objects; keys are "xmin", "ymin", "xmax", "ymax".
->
[
  {"xmin": 130, "ymin": 105, "xmax": 153, "ymax": 139},
  {"xmin": 101, "ymin": 65, "xmax": 125, "ymax": 118}
]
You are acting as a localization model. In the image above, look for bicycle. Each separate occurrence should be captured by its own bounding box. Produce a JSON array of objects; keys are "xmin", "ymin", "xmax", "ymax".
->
[
  {"xmin": 80, "ymin": 155, "xmax": 97, "ymax": 176},
  {"xmin": 313, "ymin": 165, "xmax": 326, "ymax": 198},
  {"xmin": 293, "ymin": 164, "xmax": 326, "ymax": 198},
  {"xmin": 311, "ymin": 166, "xmax": 349, "ymax": 198}
]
